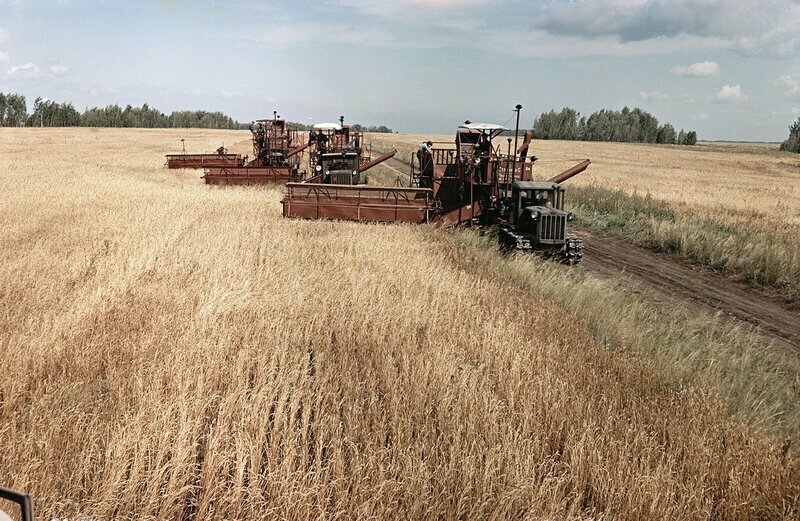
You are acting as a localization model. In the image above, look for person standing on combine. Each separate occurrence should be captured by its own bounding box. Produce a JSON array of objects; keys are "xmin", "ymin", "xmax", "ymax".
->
[
  {"xmin": 316, "ymin": 129, "xmax": 329, "ymax": 154},
  {"xmin": 417, "ymin": 141, "xmax": 434, "ymax": 182}
]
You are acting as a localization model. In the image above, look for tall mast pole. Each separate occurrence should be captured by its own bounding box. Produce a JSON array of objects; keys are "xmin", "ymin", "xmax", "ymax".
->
[{"xmin": 512, "ymin": 104, "xmax": 522, "ymax": 184}]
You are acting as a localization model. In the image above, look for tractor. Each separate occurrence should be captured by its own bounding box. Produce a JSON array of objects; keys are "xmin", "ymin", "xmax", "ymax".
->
[{"xmin": 498, "ymin": 180, "xmax": 583, "ymax": 264}]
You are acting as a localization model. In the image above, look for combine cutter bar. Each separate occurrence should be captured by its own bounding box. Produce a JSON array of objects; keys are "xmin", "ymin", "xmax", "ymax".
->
[
  {"xmin": 283, "ymin": 183, "xmax": 433, "ymax": 223},
  {"xmin": 203, "ymin": 166, "xmax": 300, "ymax": 185},
  {"xmin": 165, "ymin": 154, "xmax": 242, "ymax": 169}
]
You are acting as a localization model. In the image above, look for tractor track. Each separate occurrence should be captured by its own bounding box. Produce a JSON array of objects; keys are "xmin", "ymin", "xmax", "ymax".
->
[{"xmin": 579, "ymin": 230, "xmax": 800, "ymax": 353}]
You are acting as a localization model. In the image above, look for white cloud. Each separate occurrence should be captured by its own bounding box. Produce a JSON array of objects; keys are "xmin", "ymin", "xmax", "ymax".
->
[
  {"xmin": 221, "ymin": 90, "xmax": 243, "ymax": 98},
  {"xmin": 240, "ymin": 22, "xmax": 397, "ymax": 50},
  {"xmin": 6, "ymin": 62, "xmax": 43, "ymax": 78},
  {"xmin": 0, "ymin": 51, "xmax": 8, "ymax": 62},
  {"xmin": 5, "ymin": 61, "xmax": 70, "ymax": 79},
  {"xmin": 533, "ymin": 0, "xmax": 800, "ymax": 57},
  {"xmin": 692, "ymin": 112, "xmax": 710, "ymax": 121},
  {"xmin": 670, "ymin": 61, "xmax": 720, "ymax": 77},
  {"xmin": 49, "ymin": 63, "xmax": 69, "ymax": 76},
  {"xmin": 714, "ymin": 84, "xmax": 749, "ymax": 103},
  {"xmin": 639, "ymin": 91, "xmax": 674, "ymax": 101},
  {"xmin": 0, "ymin": 28, "xmax": 9, "ymax": 44},
  {"xmin": 792, "ymin": 107, "xmax": 800, "ymax": 115},
  {"xmin": 337, "ymin": 0, "xmax": 485, "ymax": 19},
  {"xmin": 779, "ymin": 75, "xmax": 800, "ymax": 100},
  {"xmin": 89, "ymin": 86, "xmax": 117, "ymax": 97}
]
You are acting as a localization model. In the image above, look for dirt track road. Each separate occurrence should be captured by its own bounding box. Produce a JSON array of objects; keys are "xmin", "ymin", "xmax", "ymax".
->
[{"xmin": 580, "ymin": 231, "xmax": 800, "ymax": 353}]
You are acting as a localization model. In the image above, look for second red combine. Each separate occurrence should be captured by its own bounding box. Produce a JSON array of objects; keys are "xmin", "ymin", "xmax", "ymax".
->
[{"xmin": 202, "ymin": 112, "xmax": 309, "ymax": 185}]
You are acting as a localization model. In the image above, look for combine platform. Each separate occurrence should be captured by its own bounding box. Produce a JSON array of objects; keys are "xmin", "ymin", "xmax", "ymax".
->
[
  {"xmin": 282, "ymin": 183, "xmax": 433, "ymax": 223},
  {"xmin": 165, "ymin": 153, "xmax": 243, "ymax": 169},
  {"xmin": 203, "ymin": 166, "xmax": 303, "ymax": 185}
]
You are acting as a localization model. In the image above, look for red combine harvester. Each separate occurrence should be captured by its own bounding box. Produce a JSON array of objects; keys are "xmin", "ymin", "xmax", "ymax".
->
[
  {"xmin": 282, "ymin": 106, "xmax": 590, "ymax": 263},
  {"xmin": 165, "ymin": 141, "xmax": 243, "ymax": 169},
  {"xmin": 202, "ymin": 113, "xmax": 310, "ymax": 185},
  {"xmin": 306, "ymin": 117, "xmax": 397, "ymax": 185}
]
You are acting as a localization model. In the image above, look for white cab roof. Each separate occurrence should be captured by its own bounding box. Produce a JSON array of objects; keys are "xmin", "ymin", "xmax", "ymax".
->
[
  {"xmin": 313, "ymin": 122, "xmax": 342, "ymax": 130},
  {"xmin": 458, "ymin": 123, "xmax": 508, "ymax": 131}
]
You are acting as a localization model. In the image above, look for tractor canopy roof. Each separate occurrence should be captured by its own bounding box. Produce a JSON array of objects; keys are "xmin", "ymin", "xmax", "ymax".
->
[{"xmin": 458, "ymin": 123, "xmax": 508, "ymax": 131}]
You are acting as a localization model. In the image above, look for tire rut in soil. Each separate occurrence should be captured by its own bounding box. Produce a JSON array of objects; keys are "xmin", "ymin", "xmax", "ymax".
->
[{"xmin": 579, "ymin": 230, "xmax": 800, "ymax": 354}]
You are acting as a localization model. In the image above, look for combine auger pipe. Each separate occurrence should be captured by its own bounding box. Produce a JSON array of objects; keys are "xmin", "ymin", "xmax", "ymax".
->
[
  {"xmin": 358, "ymin": 149, "xmax": 397, "ymax": 172},
  {"xmin": 547, "ymin": 159, "xmax": 591, "ymax": 184},
  {"xmin": 286, "ymin": 142, "xmax": 310, "ymax": 159}
]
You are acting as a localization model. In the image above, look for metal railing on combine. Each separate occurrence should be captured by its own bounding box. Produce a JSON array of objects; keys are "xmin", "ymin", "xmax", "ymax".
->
[{"xmin": 432, "ymin": 147, "xmax": 457, "ymax": 165}]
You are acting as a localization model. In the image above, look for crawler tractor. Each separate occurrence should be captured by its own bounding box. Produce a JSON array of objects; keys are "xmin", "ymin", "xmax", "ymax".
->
[{"xmin": 499, "ymin": 180, "xmax": 583, "ymax": 264}]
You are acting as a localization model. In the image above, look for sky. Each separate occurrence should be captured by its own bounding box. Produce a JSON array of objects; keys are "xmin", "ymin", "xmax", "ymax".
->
[{"xmin": 0, "ymin": 0, "xmax": 798, "ymax": 141}]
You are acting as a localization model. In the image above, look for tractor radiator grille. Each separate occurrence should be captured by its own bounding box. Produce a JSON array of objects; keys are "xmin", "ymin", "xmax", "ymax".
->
[
  {"xmin": 540, "ymin": 214, "xmax": 566, "ymax": 242},
  {"xmin": 329, "ymin": 172, "xmax": 354, "ymax": 185}
]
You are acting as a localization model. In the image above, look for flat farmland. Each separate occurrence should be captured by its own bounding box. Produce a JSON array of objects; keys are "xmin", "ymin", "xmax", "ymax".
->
[{"xmin": 1, "ymin": 128, "xmax": 798, "ymax": 519}]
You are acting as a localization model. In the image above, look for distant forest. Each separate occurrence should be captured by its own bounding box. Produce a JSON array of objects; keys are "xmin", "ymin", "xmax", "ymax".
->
[
  {"xmin": 533, "ymin": 107, "xmax": 697, "ymax": 145},
  {"xmin": 288, "ymin": 122, "xmax": 394, "ymax": 133},
  {"xmin": 0, "ymin": 92, "xmax": 243, "ymax": 129},
  {"xmin": 0, "ymin": 92, "xmax": 394, "ymax": 133}
]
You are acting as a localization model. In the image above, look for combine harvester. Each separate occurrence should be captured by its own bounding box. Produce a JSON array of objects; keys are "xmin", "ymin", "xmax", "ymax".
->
[
  {"xmin": 282, "ymin": 106, "xmax": 589, "ymax": 263},
  {"xmin": 202, "ymin": 113, "xmax": 310, "ymax": 185},
  {"xmin": 191, "ymin": 113, "xmax": 396, "ymax": 186},
  {"xmin": 306, "ymin": 116, "xmax": 398, "ymax": 185}
]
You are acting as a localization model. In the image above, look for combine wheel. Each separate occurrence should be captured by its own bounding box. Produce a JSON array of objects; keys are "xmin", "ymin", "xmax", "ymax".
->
[{"xmin": 559, "ymin": 233, "xmax": 583, "ymax": 265}]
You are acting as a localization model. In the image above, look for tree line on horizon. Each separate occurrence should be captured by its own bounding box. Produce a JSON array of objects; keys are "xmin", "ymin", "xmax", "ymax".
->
[
  {"xmin": 533, "ymin": 106, "xmax": 697, "ymax": 145},
  {"xmin": 0, "ymin": 91, "xmax": 394, "ymax": 133},
  {"xmin": 283, "ymin": 122, "xmax": 394, "ymax": 133},
  {"xmin": 0, "ymin": 92, "xmax": 244, "ymax": 129}
]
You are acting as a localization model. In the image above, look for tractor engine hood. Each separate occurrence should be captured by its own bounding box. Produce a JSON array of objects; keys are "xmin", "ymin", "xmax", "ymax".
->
[
  {"xmin": 523, "ymin": 205, "xmax": 568, "ymax": 218},
  {"xmin": 522, "ymin": 206, "xmax": 575, "ymax": 221}
]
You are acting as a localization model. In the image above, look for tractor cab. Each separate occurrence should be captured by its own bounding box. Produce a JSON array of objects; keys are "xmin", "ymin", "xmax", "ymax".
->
[{"xmin": 510, "ymin": 181, "xmax": 574, "ymax": 245}]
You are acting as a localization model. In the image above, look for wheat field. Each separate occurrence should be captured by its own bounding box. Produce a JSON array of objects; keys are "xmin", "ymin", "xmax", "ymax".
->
[{"xmin": 1, "ymin": 128, "xmax": 798, "ymax": 519}]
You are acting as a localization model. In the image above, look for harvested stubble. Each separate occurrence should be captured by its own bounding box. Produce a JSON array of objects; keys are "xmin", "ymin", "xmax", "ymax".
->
[{"xmin": 0, "ymin": 129, "xmax": 797, "ymax": 520}]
